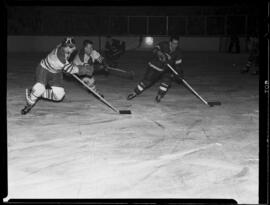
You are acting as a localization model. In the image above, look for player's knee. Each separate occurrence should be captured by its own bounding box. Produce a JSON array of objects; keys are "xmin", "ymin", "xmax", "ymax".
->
[
  {"xmin": 32, "ymin": 82, "xmax": 46, "ymax": 96},
  {"xmin": 141, "ymin": 79, "xmax": 152, "ymax": 88},
  {"xmin": 52, "ymin": 86, "xmax": 65, "ymax": 101}
]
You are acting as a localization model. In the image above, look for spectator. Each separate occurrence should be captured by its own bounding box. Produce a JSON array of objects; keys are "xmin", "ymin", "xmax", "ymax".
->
[
  {"xmin": 241, "ymin": 31, "xmax": 259, "ymax": 75},
  {"xmin": 228, "ymin": 32, "xmax": 240, "ymax": 53}
]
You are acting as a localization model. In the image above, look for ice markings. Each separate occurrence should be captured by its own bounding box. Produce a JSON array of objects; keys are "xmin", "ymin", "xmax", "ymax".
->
[
  {"xmin": 234, "ymin": 167, "xmax": 249, "ymax": 178},
  {"xmin": 152, "ymin": 120, "xmax": 165, "ymax": 129},
  {"xmin": 187, "ymin": 119, "xmax": 202, "ymax": 130}
]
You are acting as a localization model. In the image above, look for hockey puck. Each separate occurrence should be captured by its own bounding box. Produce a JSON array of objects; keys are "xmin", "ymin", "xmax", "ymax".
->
[
  {"xmin": 208, "ymin": 101, "xmax": 221, "ymax": 107},
  {"xmin": 119, "ymin": 110, "xmax": 132, "ymax": 114}
]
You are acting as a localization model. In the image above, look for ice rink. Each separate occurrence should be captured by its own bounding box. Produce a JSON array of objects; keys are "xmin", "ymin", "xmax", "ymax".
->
[{"xmin": 6, "ymin": 51, "xmax": 258, "ymax": 203}]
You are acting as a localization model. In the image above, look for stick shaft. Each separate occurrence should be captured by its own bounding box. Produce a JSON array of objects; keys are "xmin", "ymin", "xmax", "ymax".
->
[
  {"xmin": 166, "ymin": 64, "xmax": 209, "ymax": 105},
  {"xmin": 107, "ymin": 66, "xmax": 130, "ymax": 73},
  {"xmin": 72, "ymin": 74, "xmax": 119, "ymax": 113},
  {"xmin": 181, "ymin": 79, "xmax": 208, "ymax": 105}
]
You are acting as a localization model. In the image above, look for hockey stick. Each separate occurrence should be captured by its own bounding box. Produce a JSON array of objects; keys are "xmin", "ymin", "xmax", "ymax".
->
[
  {"xmin": 166, "ymin": 64, "xmax": 221, "ymax": 107},
  {"xmin": 72, "ymin": 74, "xmax": 131, "ymax": 114},
  {"xmin": 110, "ymin": 50, "xmax": 124, "ymax": 56},
  {"xmin": 106, "ymin": 66, "xmax": 135, "ymax": 79}
]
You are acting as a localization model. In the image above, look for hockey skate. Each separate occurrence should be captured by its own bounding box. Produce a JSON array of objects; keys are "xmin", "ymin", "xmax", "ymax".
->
[
  {"xmin": 21, "ymin": 89, "xmax": 34, "ymax": 115},
  {"xmin": 90, "ymin": 87, "xmax": 104, "ymax": 98},
  {"xmin": 94, "ymin": 90, "xmax": 104, "ymax": 98},
  {"xmin": 99, "ymin": 67, "xmax": 110, "ymax": 76},
  {"xmin": 21, "ymin": 103, "xmax": 34, "ymax": 115},
  {"xmin": 251, "ymin": 70, "xmax": 259, "ymax": 75},
  {"xmin": 155, "ymin": 92, "xmax": 166, "ymax": 103},
  {"xmin": 127, "ymin": 92, "xmax": 137, "ymax": 100},
  {"xmin": 240, "ymin": 66, "xmax": 250, "ymax": 74},
  {"xmin": 86, "ymin": 87, "xmax": 104, "ymax": 98},
  {"xmin": 104, "ymin": 68, "xmax": 110, "ymax": 77}
]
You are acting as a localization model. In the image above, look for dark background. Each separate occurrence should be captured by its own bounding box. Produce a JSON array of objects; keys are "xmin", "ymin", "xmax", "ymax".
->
[{"xmin": 7, "ymin": 5, "xmax": 260, "ymax": 36}]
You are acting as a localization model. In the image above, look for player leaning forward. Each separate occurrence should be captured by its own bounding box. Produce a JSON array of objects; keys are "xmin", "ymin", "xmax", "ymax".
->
[
  {"xmin": 127, "ymin": 36, "xmax": 183, "ymax": 102},
  {"xmin": 21, "ymin": 37, "xmax": 93, "ymax": 115},
  {"xmin": 72, "ymin": 39, "xmax": 107, "ymax": 96}
]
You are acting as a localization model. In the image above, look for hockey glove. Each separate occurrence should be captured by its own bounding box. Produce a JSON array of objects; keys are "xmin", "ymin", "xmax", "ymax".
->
[
  {"xmin": 78, "ymin": 64, "xmax": 94, "ymax": 76},
  {"xmin": 157, "ymin": 50, "xmax": 167, "ymax": 62},
  {"xmin": 172, "ymin": 69, "xmax": 184, "ymax": 84}
]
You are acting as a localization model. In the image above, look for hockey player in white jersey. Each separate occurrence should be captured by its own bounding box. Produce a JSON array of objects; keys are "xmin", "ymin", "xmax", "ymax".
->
[
  {"xmin": 21, "ymin": 37, "xmax": 93, "ymax": 115},
  {"xmin": 71, "ymin": 39, "xmax": 108, "ymax": 97}
]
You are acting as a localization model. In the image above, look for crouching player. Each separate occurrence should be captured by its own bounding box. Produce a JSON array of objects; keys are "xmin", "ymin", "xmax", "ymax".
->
[
  {"xmin": 21, "ymin": 37, "xmax": 93, "ymax": 115},
  {"xmin": 72, "ymin": 39, "xmax": 106, "ymax": 97},
  {"xmin": 127, "ymin": 36, "xmax": 183, "ymax": 102},
  {"xmin": 104, "ymin": 36, "xmax": 125, "ymax": 67}
]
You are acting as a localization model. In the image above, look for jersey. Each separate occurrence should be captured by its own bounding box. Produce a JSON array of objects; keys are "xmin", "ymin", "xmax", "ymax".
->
[
  {"xmin": 40, "ymin": 45, "xmax": 79, "ymax": 74},
  {"xmin": 148, "ymin": 41, "xmax": 183, "ymax": 72},
  {"xmin": 73, "ymin": 49, "xmax": 104, "ymax": 66}
]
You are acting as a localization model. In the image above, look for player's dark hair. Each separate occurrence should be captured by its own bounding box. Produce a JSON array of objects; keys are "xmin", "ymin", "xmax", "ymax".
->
[
  {"xmin": 170, "ymin": 35, "xmax": 179, "ymax": 42},
  {"xmin": 83, "ymin": 40, "xmax": 93, "ymax": 47}
]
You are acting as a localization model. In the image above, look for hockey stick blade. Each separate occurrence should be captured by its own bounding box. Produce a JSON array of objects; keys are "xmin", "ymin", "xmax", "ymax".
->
[
  {"xmin": 119, "ymin": 110, "xmax": 132, "ymax": 114},
  {"xmin": 208, "ymin": 101, "xmax": 222, "ymax": 107}
]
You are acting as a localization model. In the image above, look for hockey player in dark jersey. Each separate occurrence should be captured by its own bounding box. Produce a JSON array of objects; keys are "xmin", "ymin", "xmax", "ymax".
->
[
  {"xmin": 21, "ymin": 37, "xmax": 93, "ymax": 115},
  {"xmin": 127, "ymin": 36, "xmax": 183, "ymax": 102}
]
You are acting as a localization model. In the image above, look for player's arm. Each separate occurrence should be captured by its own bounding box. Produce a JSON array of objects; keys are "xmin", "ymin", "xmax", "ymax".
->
[
  {"xmin": 152, "ymin": 43, "xmax": 167, "ymax": 62},
  {"xmin": 56, "ymin": 48, "xmax": 91, "ymax": 76},
  {"xmin": 63, "ymin": 63, "xmax": 94, "ymax": 76},
  {"xmin": 172, "ymin": 50, "xmax": 184, "ymax": 79},
  {"xmin": 92, "ymin": 50, "xmax": 108, "ymax": 66}
]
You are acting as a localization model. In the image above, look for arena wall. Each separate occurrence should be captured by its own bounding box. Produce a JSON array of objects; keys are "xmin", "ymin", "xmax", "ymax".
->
[{"xmin": 7, "ymin": 36, "xmax": 248, "ymax": 52}]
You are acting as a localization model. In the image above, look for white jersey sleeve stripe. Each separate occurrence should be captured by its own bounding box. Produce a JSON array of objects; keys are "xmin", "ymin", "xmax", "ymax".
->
[
  {"xmin": 44, "ymin": 58, "xmax": 55, "ymax": 71},
  {"xmin": 63, "ymin": 64, "xmax": 72, "ymax": 70},
  {"xmin": 175, "ymin": 59, "xmax": 182, "ymax": 64},
  {"xmin": 66, "ymin": 66, "xmax": 73, "ymax": 73},
  {"xmin": 148, "ymin": 62, "xmax": 163, "ymax": 72}
]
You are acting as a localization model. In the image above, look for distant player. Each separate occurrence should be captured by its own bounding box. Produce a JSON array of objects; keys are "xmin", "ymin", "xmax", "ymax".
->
[
  {"xmin": 21, "ymin": 37, "xmax": 93, "ymax": 115},
  {"xmin": 127, "ymin": 36, "xmax": 183, "ymax": 102},
  {"xmin": 241, "ymin": 31, "xmax": 259, "ymax": 75},
  {"xmin": 104, "ymin": 36, "xmax": 125, "ymax": 67},
  {"xmin": 72, "ymin": 39, "xmax": 106, "ymax": 97}
]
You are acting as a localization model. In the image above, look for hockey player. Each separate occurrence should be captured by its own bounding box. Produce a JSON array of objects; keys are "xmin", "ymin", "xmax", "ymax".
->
[
  {"xmin": 241, "ymin": 31, "xmax": 259, "ymax": 75},
  {"xmin": 104, "ymin": 36, "xmax": 125, "ymax": 67},
  {"xmin": 21, "ymin": 37, "xmax": 93, "ymax": 115},
  {"xmin": 72, "ymin": 39, "xmax": 106, "ymax": 97},
  {"xmin": 127, "ymin": 36, "xmax": 183, "ymax": 103}
]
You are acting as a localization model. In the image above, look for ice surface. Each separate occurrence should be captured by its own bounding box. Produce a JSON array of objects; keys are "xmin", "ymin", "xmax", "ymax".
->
[{"xmin": 7, "ymin": 51, "xmax": 258, "ymax": 203}]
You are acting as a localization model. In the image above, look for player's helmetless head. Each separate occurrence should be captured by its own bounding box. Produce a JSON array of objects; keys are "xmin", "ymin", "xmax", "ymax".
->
[
  {"xmin": 83, "ymin": 40, "xmax": 94, "ymax": 55},
  {"xmin": 170, "ymin": 36, "xmax": 179, "ymax": 51}
]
